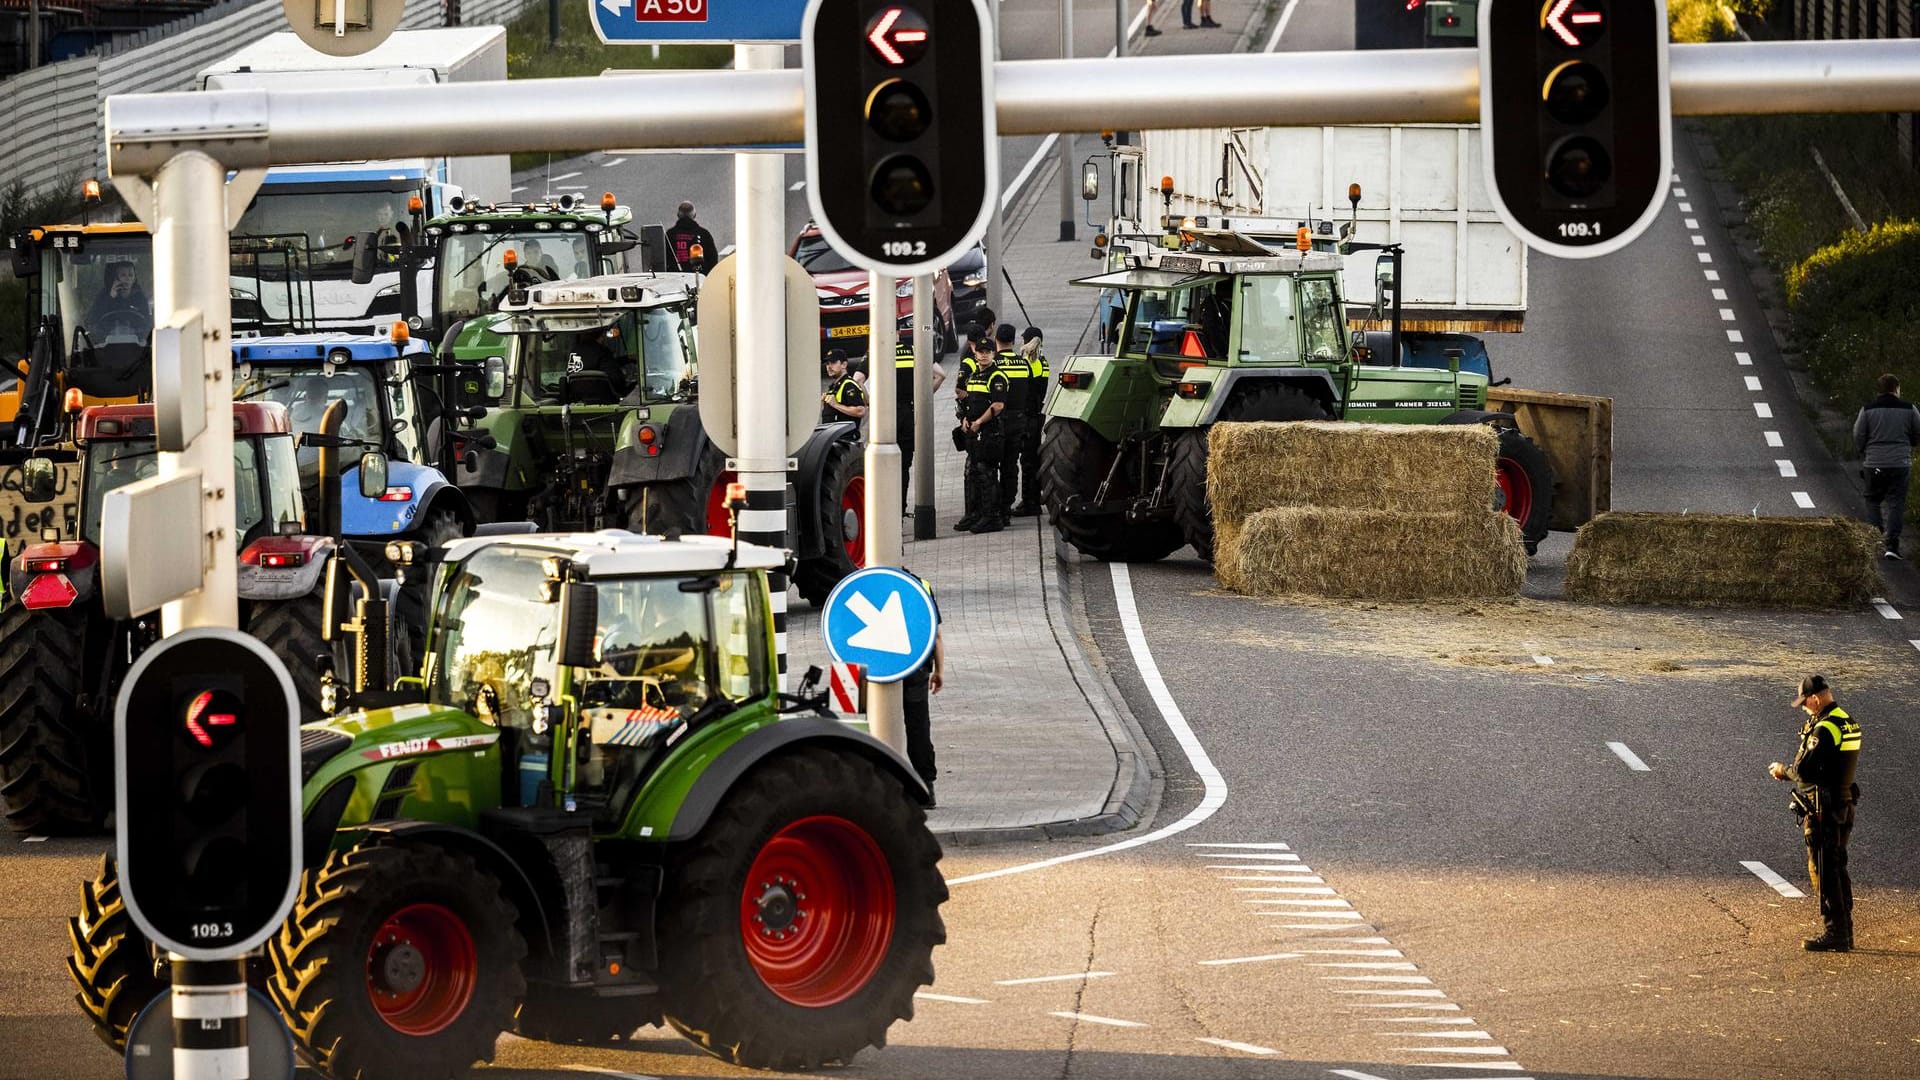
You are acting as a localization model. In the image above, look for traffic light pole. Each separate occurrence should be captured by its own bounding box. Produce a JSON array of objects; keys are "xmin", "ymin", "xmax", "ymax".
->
[
  {"xmin": 169, "ymin": 956, "xmax": 249, "ymax": 1078},
  {"xmin": 984, "ymin": 0, "xmax": 1006, "ymax": 324},
  {"xmin": 1058, "ymin": 0, "xmax": 1075, "ymax": 242},
  {"xmin": 733, "ymin": 42, "xmax": 793, "ymax": 690},
  {"xmin": 912, "ymin": 274, "xmax": 936, "ymax": 540},
  {"xmin": 865, "ymin": 272, "xmax": 905, "ymax": 755}
]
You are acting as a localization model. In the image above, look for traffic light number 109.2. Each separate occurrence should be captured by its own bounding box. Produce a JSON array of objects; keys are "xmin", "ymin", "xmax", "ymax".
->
[{"xmin": 882, "ymin": 241, "xmax": 929, "ymax": 257}]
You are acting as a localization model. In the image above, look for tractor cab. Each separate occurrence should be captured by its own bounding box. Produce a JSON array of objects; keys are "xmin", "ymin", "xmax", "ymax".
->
[
  {"xmin": 3, "ymin": 223, "xmax": 155, "ymax": 443},
  {"xmin": 490, "ymin": 273, "xmax": 699, "ymax": 408},
  {"xmin": 416, "ymin": 195, "xmax": 641, "ymax": 344}
]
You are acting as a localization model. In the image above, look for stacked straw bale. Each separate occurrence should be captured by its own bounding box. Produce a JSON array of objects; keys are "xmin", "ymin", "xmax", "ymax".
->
[
  {"xmin": 1209, "ymin": 421, "xmax": 1525, "ymax": 599},
  {"xmin": 1566, "ymin": 512, "xmax": 1882, "ymax": 608}
]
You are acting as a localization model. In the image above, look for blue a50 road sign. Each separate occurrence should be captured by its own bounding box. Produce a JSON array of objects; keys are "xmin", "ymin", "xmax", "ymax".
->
[{"xmin": 592, "ymin": 0, "xmax": 809, "ymax": 44}]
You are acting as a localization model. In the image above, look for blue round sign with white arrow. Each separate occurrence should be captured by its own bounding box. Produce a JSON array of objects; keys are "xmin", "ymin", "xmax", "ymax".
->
[{"xmin": 821, "ymin": 566, "xmax": 938, "ymax": 684}]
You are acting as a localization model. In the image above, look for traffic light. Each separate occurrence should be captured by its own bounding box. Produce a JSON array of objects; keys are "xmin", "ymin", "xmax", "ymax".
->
[
  {"xmin": 1478, "ymin": 0, "xmax": 1671, "ymax": 258},
  {"xmin": 803, "ymin": 0, "xmax": 996, "ymax": 276},
  {"xmin": 117, "ymin": 628, "xmax": 300, "ymax": 959}
]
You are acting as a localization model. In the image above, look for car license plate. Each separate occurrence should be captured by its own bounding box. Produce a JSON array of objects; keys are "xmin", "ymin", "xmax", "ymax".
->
[{"xmin": 828, "ymin": 325, "xmax": 869, "ymax": 338}]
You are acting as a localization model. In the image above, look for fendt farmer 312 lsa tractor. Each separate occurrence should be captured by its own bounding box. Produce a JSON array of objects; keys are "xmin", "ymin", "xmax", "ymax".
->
[
  {"xmin": 0, "ymin": 402, "xmax": 339, "ymax": 834},
  {"xmin": 1042, "ymin": 226, "xmax": 1555, "ymax": 562},
  {"xmin": 446, "ymin": 273, "xmax": 869, "ymax": 604},
  {"xmin": 69, "ymin": 527, "xmax": 947, "ymax": 1077}
]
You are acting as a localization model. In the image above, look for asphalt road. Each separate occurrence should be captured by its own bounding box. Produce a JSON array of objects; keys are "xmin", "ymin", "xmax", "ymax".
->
[{"xmin": 8, "ymin": 2, "xmax": 1920, "ymax": 1079}]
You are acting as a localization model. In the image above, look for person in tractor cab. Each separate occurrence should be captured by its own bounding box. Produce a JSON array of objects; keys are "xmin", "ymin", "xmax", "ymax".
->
[{"xmin": 87, "ymin": 262, "xmax": 151, "ymax": 336}]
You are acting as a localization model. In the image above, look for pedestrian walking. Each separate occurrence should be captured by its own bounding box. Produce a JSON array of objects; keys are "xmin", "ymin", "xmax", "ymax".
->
[
  {"xmin": 1768, "ymin": 674, "xmax": 1863, "ymax": 952},
  {"xmin": 956, "ymin": 342, "xmax": 1010, "ymax": 534},
  {"xmin": 665, "ymin": 201, "xmax": 718, "ymax": 275},
  {"xmin": 992, "ymin": 323, "xmax": 1030, "ymax": 517},
  {"xmin": 1143, "ymin": 0, "xmax": 1164, "ymax": 35},
  {"xmin": 1180, "ymin": 0, "xmax": 1198, "ymax": 27},
  {"xmin": 900, "ymin": 571, "xmax": 946, "ymax": 801},
  {"xmin": 895, "ymin": 338, "xmax": 946, "ymax": 515},
  {"xmin": 1013, "ymin": 327, "xmax": 1049, "ymax": 516},
  {"xmin": 1853, "ymin": 373, "xmax": 1919, "ymax": 559},
  {"xmin": 820, "ymin": 349, "xmax": 868, "ymax": 428},
  {"xmin": 1199, "ymin": 0, "xmax": 1221, "ymax": 27}
]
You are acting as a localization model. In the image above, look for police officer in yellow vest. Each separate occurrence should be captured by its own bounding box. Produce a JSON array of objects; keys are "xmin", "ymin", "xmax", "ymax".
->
[
  {"xmin": 894, "ymin": 339, "xmax": 945, "ymax": 514},
  {"xmin": 820, "ymin": 349, "xmax": 867, "ymax": 428},
  {"xmin": 990, "ymin": 323, "xmax": 1031, "ymax": 517},
  {"xmin": 1769, "ymin": 674, "xmax": 1862, "ymax": 951},
  {"xmin": 955, "ymin": 338, "xmax": 1010, "ymax": 534},
  {"xmin": 1013, "ymin": 326, "xmax": 1050, "ymax": 516}
]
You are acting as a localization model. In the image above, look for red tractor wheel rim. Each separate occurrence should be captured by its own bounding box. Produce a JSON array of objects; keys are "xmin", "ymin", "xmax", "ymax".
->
[
  {"xmin": 739, "ymin": 815, "xmax": 895, "ymax": 1008},
  {"xmin": 706, "ymin": 470, "xmax": 738, "ymax": 537},
  {"xmin": 364, "ymin": 902, "xmax": 478, "ymax": 1037},
  {"xmin": 1495, "ymin": 457, "xmax": 1534, "ymax": 526},
  {"xmin": 841, "ymin": 475, "xmax": 867, "ymax": 569}
]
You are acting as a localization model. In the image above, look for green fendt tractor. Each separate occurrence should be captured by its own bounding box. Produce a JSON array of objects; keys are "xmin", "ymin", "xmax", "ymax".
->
[
  {"xmin": 69, "ymin": 527, "xmax": 946, "ymax": 1075},
  {"xmin": 444, "ymin": 274, "xmax": 867, "ymax": 604},
  {"xmin": 1042, "ymin": 229, "xmax": 1554, "ymax": 562}
]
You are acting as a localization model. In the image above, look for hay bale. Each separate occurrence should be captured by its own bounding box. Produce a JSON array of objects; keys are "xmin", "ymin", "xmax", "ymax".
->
[
  {"xmin": 1234, "ymin": 507, "xmax": 1528, "ymax": 600},
  {"xmin": 1208, "ymin": 421, "xmax": 1498, "ymax": 523},
  {"xmin": 1565, "ymin": 512, "xmax": 1882, "ymax": 609},
  {"xmin": 1213, "ymin": 517, "xmax": 1245, "ymax": 591}
]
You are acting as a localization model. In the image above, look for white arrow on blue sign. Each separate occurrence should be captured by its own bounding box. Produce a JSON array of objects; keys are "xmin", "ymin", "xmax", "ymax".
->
[
  {"xmin": 591, "ymin": 0, "xmax": 808, "ymax": 44},
  {"xmin": 821, "ymin": 566, "xmax": 938, "ymax": 684}
]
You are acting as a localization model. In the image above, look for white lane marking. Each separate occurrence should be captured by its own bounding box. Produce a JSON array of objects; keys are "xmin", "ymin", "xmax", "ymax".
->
[
  {"xmin": 1764, "ymin": 431, "xmax": 1784, "ymax": 447},
  {"xmin": 510, "ymin": 185, "xmax": 527, "ymax": 195},
  {"xmin": 1259, "ymin": 910, "xmax": 1367, "ymax": 920},
  {"xmin": 1329, "ymin": 1070, "xmax": 1393, "ymax": 1080},
  {"xmin": 1870, "ymin": 597, "xmax": 1902, "ymax": 620},
  {"xmin": 1692, "ymin": 234, "xmax": 1707, "ymax": 246},
  {"xmin": 1050, "ymin": 1011, "xmax": 1146, "ymax": 1028},
  {"xmin": 1397, "ymin": 1046, "xmax": 1513, "ymax": 1056},
  {"xmin": 1189, "ymin": 842, "xmax": 1291, "ymax": 849},
  {"xmin": 1222, "ymin": 872, "xmax": 1319, "ymax": 880},
  {"xmin": 1202, "ymin": 1037, "xmax": 1280, "ymax": 1056},
  {"xmin": 600, "ymin": 157, "xmax": 626, "ymax": 167},
  {"xmin": 996, "ymin": 971, "xmax": 1115, "ymax": 986},
  {"xmin": 1312, "ymin": 961, "xmax": 1421, "ymax": 970},
  {"xmin": 1712, "ymin": 288, "xmax": 1728, "ymax": 300},
  {"xmin": 1680, "ymin": 201, "xmax": 1693, "ymax": 211},
  {"xmin": 1352, "ymin": 1002, "xmax": 1462, "ymax": 1010},
  {"xmin": 1246, "ymin": 898, "xmax": 1353, "ymax": 907},
  {"xmin": 563, "ymin": 1068, "xmax": 658, "ymax": 1080},
  {"xmin": 23, "ymin": 836, "xmax": 47, "ymax": 843},
  {"xmin": 1793, "ymin": 491, "xmax": 1816, "ymax": 509},
  {"xmin": 1754, "ymin": 402, "xmax": 1773, "ymax": 418},
  {"xmin": 1728, "ymin": 329, "xmax": 1744, "ymax": 342},
  {"xmin": 1298, "ymin": 937, "xmax": 1393, "ymax": 945},
  {"xmin": 1744, "ymin": 376, "xmax": 1763, "ymax": 391},
  {"xmin": 1698, "ymin": 252, "xmax": 1713, "ymax": 263},
  {"xmin": 1240, "ymin": 886, "xmax": 1338, "ymax": 894},
  {"xmin": 1303, "ymin": 949, "xmax": 1404, "ymax": 957},
  {"xmin": 1721, "ymin": 308, "xmax": 1739, "ymax": 321},
  {"xmin": 1279, "ymin": 922, "xmax": 1377, "ymax": 930},
  {"xmin": 1685, "ymin": 218, "xmax": 1700, "ymax": 229},
  {"xmin": 1323, "ymin": 975, "xmax": 1434, "ymax": 984},
  {"xmin": 549, "ymin": 170, "xmax": 582, "ymax": 182},
  {"xmin": 914, "ymin": 992, "xmax": 991, "ymax": 1004},
  {"xmin": 1608, "ymin": 742, "xmax": 1652, "ymax": 771},
  {"xmin": 1192, "ymin": 850, "xmax": 1300, "ymax": 859},
  {"xmin": 1379, "ymin": 1016, "xmax": 1478, "ymax": 1023},
  {"xmin": 1337, "ymin": 988, "xmax": 1449, "ymax": 997},
  {"xmin": 1705, "ymin": 268, "xmax": 1720, "ymax": 280},
  {"xmin": 553, "ymin": 185, "xmax": 588, "ymax": 192},
  {"xmin": 1736, "ymin": 351, "xmax": 1752, "ymax": 365},
  {"xmin": 1209, "ymin": 863, "xmax": 1310, "ymax": 870},
  {"xmin": 1199, "ymin": 953, "xmax": 1303, "ymax": 966},
  {"xmin": 1407, "ymin": 1065, "xmax": 1526, "ymax": 1073},
  {"xmin": 1388, "ymin": 1030, "xmax": 1494, "ymax": 1040},
  {"xmin": 1263, "ymin": 0, "xmax": 1304, "ymax": 51},
  {"xmin": 1674, "ymin": 187, "xmax": 1688, "ymax": 197},
  {"xmin": 1910, "ymin": 639, "xmax": 1920, "ymax": 653},
  {"xmin": 1532, "ymin": 654, "xmax": 1553, "ymax": 666},
  {"xmin": 951, "ymin": 565, "xmax": 1226, "ymax": 885},
  {"xmin": 789, "ymin": 180, "xmax": 806, "ymax": 191},
  {"xmin": 1775, "ymin": 460, "xmax": 1797, "ymax": 477},
  {"xmin": 1742, "ymin": 860, "xmax": 1806, "ymax": 897}
]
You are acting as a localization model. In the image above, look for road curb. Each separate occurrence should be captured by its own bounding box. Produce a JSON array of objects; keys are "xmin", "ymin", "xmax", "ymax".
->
[{"xmin": 935, "ymin": 523, "xmax": 1161, "ymax": 846}]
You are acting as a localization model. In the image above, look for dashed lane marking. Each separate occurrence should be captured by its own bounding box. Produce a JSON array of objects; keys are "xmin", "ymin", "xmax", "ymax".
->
[
  {"xmin": 1049, "ymin": 1011, "xmax": 1146, "ymax": 1028},
  {"xmin": 1262, "ymin": 0, "xmax": 1304, "ymax": 51},
  {"xmin": 1910, "ymin": 640, "xmax": 1920, "ymax": 653},
  {"xmin": 1674, "ymin": 186, "xmax": 1688, "ymax": 196},
  {"xmin": 1692, "ymin": 235, "xmax": 1707, "ymax": 246},
  {"xmin": 1209, "ymin": 863, "xmax": 1312, "ymax": 871},
  {"xmin": 914, "ymin": 992, "xmax": 991, "ymax": 1004},
  {"xmin": 1312, "ymin": 961, "xmax": 1420, "ymax": 970},
  {"xmin": 1189, "ymin": 842, "xmax": 1291, "ymax": 849},
  {"xmin": 1705, "ymin": 268, "xmax": 1720, "ymax": 280},
  {"xmin": 1685, "ymin": 217, "xmax": 1700, "ymax": 229},
  {"xmin": 1336, "ymin": 988, "xmax": 1449, "ymax": 997},
  {"xmin": 1679, "ymin": 201, "xmax": 1693, "ymax": 211},
  {"xmin": 510, "ymin": 185, "xmax": 527, "ymax": 195},
  {"xmin": 1329, "ymin": 1070, "xmax": 1393, "ymax": 1080},
  {"xmin": 1323, "ymin": 975, "xmax": 1435, "ymax": 984},
  {"xmin": 1727, "ymin": 329, "xmax": 1744, "ymax": 342},
  {"xmin": 1222, "ymin": 872, "xmax": 1320, "ymax": 880},
  {"xmin": 996, "ymin": 972, "xmax": 1115, "ymax": 986},
  {"xmin": 1744, "ymin": 376, "xmax": 1762, "ymax": 391},
  {"xmin": 1870, "ymin": 597, "xmax": 1902, "ymax": 620},
  {"xmin": 1608, "ymin": 742, "xmax": 1652, "ymax": 771},
  {"xmin": 1410, "ymin": 1066, "xmax": 1528, "ymax": 1073},
  {"xmin": 1351, "ymin": 1002, "xmax": 1462, "ymax": 1010},
  {"xmin": 1379, "ymin": 1016, "xmax": 1478, "ymax": 1023},
  {"xmin": 23, "ymin": 836, "xmax": 47, "ymax": 843},
  {"xmin": 1776, "ymin": 460, "xmax": 1797, "ymax": 477},
  {"xmin": 1722, "ymin": 308, "xmax": 1739, "ymax": 322},
  {"xmin": 1713, "ymin": 288, "xmax": 1728, "ymax": 300},
  {"xmin": 1246, "ymin": 898, "xmax": 1353, "ymax": 907},
  {"xmin": 562, "ymin": 1068, "xmax": 658, "ymax": 1080},
  {"xmin": 1532, "ymin": 654, "xmax": 1553, "ymax": 666},
  {"xmin": 1239, "ymin": 885, "xmax": 1338, "ymax": 894},
  {"xmin": 1793, "ymin": 491, "xmax": 1816, "ymax": 509},
  {"xmin": 1698, "ymin": 252, "xmax": 1713, "ymax": 263},
  {"xmin": 1754, "ymin": 402, "xmax": 1773, "ymax": 418},
  {"xmin": 600, "ymin": 157, "xmax": 625, "ymax": 167},
  {"xmin": 1736, "ymin": 351, "xmax": 1752, "ymax": 364},
  {"xmin": 1765, "ymin": 431, "xmax": 1784, "ymax": 447},
  {"xmin": 549, "ymin": 170, "xmax": 582, "ymax": 182},
  {"xmin": 1302, "ymin": 948, "xmax": 1404, "ymax": 956},
  {"xmin": 1201, "ymin": 1037, "xmax": 1280, "ymax": 1056},
  {"xmin": 1280, "ymin": 922, "xmax": 1376, "ymax": 929},
  {"xmin": 1397, "ymin": 1046, "xmax": 1514, "ymax": 1056},
  {"xmin": 789, "ymin": 180, "xmax": 806, "ymax": 191},
  {"xmin": 1193, "ymin": 850, "xmax": 1300, "ymax": 859},
  {"xmin": 1198, "ymin": 953, "xmax": 1304, "ymax": 966},
  {"xmin": 1258, "ymin": 910, "xmax": 1367, "ymax": 920},
  {"xmin": 1743, "ymin": 860, "xmax": 1807, "ymax": 897}
]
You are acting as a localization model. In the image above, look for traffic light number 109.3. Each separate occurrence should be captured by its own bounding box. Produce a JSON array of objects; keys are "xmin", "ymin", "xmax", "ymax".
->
[
  {"xmin": 1556, "ymin": 221, "xmax": 1602, "ymax": 238},
  {"xmin": 882, "ymin": 240, "xmax": 929, "ymax": 257},
  {"xmin": 190, "ymin": 921, "xmax": 237, "ymax": 941}
]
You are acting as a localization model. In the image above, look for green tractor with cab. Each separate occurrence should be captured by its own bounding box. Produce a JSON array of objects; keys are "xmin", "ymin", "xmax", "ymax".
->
[
  {"xmin": 1042, "ymin": 227, "xmax": 1554, "ymax": 562},
  {"xmin": 69, "ymin": 527, "xmax": 946, "ymax": 1075}
]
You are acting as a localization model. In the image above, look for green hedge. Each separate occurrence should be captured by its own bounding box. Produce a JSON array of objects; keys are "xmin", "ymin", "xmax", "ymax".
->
[{"xmin": 1784, "ymin": 220, "xmax": 1920, "ymax": 409}]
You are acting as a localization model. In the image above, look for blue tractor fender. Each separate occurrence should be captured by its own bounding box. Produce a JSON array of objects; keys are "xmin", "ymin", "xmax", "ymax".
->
[
  {"xmin": 341, "ymin": 459, "xmax": 469, "ymax": 539},
  {"xmin": 791, "ymin": 422, "xmax": 862, "ymax": 560}
]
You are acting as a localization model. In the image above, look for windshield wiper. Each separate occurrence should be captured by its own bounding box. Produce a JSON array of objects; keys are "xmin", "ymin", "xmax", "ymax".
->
[{"xmin": 235, "ymin": 379, "xmax": 292, "ymax": 401}]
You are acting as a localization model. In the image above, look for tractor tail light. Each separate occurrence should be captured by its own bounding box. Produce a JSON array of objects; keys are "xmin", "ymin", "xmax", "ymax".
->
[
  {"xmin": 261, "ymin": 551, "xmax": 305, "ymax": 569},
  {"xmin": 637, "ymin": 425, "xmax": 660, "ymax": 456},
  {"xmin": 377, "ymin": 486, "xmax": 413, "ymax": 502},
  {"xmin": 1058, "ymin": 371, "xmax": 1090, "ymax": 389},
  {"xmin": 1177, "ymin": 381, "xmax": 1210, "ymax": 399},
  {"xmin": 23, "ymin": 556, "xmax": 67, "ymax": 573}
]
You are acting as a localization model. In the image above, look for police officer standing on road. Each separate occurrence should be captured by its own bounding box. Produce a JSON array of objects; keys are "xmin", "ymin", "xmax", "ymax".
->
[
  {"xmin": 896, "ymin": 337, "xmax": 945, "ymax": 515},
  {"xmin": 1013, "ymin": 326, "xmax": 1050, "ymax": 516},
  {"xmin": 1769, "ymin": 674, "xmax": 1863, "ymax": 951},
  {"xmin": 992, "ymin": 324, "xmax": 1029, "ymax": 518},
  {"xmin": 820, "ymin": 349, "xmax": 868, "ymax": 429},
  {"xmin": 955, "ymin": 338, "xmax": 1010, "ymax": 534}
]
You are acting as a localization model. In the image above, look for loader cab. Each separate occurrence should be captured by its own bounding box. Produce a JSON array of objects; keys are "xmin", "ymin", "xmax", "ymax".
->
[{"xmin": 20, "ymin": 226, "xmax": 155, "ymax": 401}]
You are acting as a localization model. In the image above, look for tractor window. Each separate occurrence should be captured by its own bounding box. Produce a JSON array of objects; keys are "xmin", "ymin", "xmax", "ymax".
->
[
  {"xmin": 234, "ymin": 366, "xmax": 385, "ymax": 489},
  {"xmin": 436, "ymin": 231, "xmax": 595, "ymax": 326},
  {"xmin": 1119, "ymin": 278, "xmax": 1230, "ymax": 361},
  {"xmin": 715, "ymin": 572, "xmax": 770, "ymax": 701},
  {"xmin": 261, "ymin": 434, "xmax": 305, "ymax": 534},
  {"xmin": 636, "ymin": 305, "xmax": 695, "ymax": 403},
  {"xmin": 428, "ymin": 547, "xmax": 561, "ymax": 729},
  {"xmin": 1299, "ymin": 277, "xmax": 1345, "ymax": 361},
  {"xmin": 232, "ymin": 440, "xmax": 266, "ymax": 543},
  {"xmin": 48, "ymin": 236, "xmax": 154, "ymax": 354},
  {"xmin": 81, "ymin": 439, "xmax": 159, "ymax": 546},
  {"xmin": 1237, "ymin": 276, "xmax": 1299, "ymax": 364},
  {"xmin": 516, "ymin": 314, "xmax": 637, "ymax": 402}
]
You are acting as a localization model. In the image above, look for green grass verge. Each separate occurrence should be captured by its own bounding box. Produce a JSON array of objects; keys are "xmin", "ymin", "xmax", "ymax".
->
[{"xmin": 504, "ymin": 0, "xmax": 730, "ymax": 173}]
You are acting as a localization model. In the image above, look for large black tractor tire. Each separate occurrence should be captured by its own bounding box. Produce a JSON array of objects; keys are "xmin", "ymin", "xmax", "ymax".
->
[
  {"xmin": 247, "ymin": 592, "xmax": 332, "ymax": 721},
  {"xmin": 1494, "ymin": 425, "xmax": 1555, "ymax": 556},
  {"xmin": 0, "ymin": 604, "xmax": 99, "ymax": 835},
  {"xmin": 657, "ymin": 747, "xmax": 947, "ymax": 1070},
  {"xmin": 1168, "ymin": 383, "xmax": 1331, "ymax": 564},
  {"xmin": 1038, "ymin": 418, "xmax": 1186, "ymax": 563},
  {"xmin": 268, "ymin": 843, "xmax": 526, "ymax": 1080},
  {"xmin": 795, "ymin": 438, "xmax": 865, "ymax": 607},
  {"xmin": 626, "ymin": 439, "xmax": 729, "ymax": 540},
  {"xmin": 514, "ymin": 983, "xmax": 660, "ymax": 1045},
  {"xmin": 68, "ymin": 855, "xmax": 167, "ymax": 1051}
]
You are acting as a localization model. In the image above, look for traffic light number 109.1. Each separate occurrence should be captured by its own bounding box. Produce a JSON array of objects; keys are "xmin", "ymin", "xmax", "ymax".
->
[
  {"xmin": 882, "ymin": 240, "xmax": 929, "ymax": 257},
  {"xmin": 1556, "ymin": 221, "xmax": 1602, "ymax": 238}
]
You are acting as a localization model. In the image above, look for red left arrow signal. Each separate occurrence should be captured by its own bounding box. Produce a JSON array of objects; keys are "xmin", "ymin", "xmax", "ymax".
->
[
  {"xmin": 867, "ymin": 6, "xmax": 931, "ymax": 67},
  {"xmin": 1543, "ymin": 0, "xmax": 1605, "ymax": 47}
]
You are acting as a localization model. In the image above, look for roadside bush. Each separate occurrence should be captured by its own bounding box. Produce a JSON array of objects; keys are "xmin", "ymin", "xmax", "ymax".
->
[{"xmin": 1784, "ymin": 220, "xmax": 1920, "ymax": 408}]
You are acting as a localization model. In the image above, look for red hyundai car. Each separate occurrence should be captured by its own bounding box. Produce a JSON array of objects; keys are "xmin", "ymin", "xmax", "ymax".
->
[{"xmin": 791, "ymin": 224, "xmax": 958, "ymax": 359}]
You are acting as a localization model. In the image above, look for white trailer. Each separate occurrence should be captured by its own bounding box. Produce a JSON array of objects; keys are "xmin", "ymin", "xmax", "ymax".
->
[{"xmin": 1106, "ymin": 124, "xmax": 1526, "ymax": 333}]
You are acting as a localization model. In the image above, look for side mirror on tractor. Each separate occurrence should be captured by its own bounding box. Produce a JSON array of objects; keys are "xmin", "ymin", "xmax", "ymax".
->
[
  {"xmin": 350, "ymin": 231, "xmax": 380, "ymax": 285},
  {"xmin": 556, "ymin": 581, "xmax": 599, "ymax": 669},
  {"xmin": 20, "ymin": 457, "xmax": 56, "ymax": 503},
  {"xmin": 1081, "ymin": 162, "xmax": 1101, "ymax": 202},
  {"xmin": 357, "ymin": 452, "xmax": 390, "ymax": 500}
]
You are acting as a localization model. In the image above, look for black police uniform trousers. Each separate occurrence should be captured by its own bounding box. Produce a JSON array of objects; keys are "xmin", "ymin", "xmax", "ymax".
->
[
  {"xmin": 899, "ymin": 402, "xmax": 916, "ymax": 514},
  {"xmin": 1018, "ymin": 409, "xmax": 1044, "ymax": 508},
  {"xmin": 965, "ymin": 423, "xmax": 1005, "ymax": 524},
  {"xmin": 902, "ymin": 664, "xmax": 935, "ymax": 785},
  {"xmin": 998, "ymin": 411, "xmax": 1026, "ymax": 513},
  {"xmin": 1805, "ymin": 797, "xmax": 1855, "ymax": 938}
]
